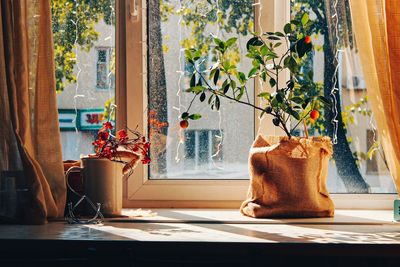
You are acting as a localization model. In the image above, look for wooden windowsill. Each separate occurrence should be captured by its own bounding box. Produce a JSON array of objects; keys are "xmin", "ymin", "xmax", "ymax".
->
[{"xmin": 0, "ymin": 209, "xmax": 399, "ymax": 265}]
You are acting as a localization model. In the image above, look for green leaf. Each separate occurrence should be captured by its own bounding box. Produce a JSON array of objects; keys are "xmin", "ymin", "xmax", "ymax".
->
[
  {"xmin": 307, "ymin": 70, "xmax": 314, "ymax": 80},
  {"xmin": 267, "ymin": 36, "xmax": 280, "ymax": 41},
  {"xmin": 213, "ymin": 37, "xmax": 223, "ymax": 46},
  {"xmin": 288, "ymin": 108, "xmax": 300, "ymax": 120},
  {"xmin": 223, "ymin": 81, "xmax": 230, "ymax": 94},
  {"xmin": 257, "ymin": 92, "xmax": 271, "ymax": 99},
  {"xmin": 291, "ymin": 97, "xmax": 303, "ymax": 104},
  {"xmin": 214, "ymin": 69, "xmax": 220, "ymax": 85},
  {"xmin": 287, "ymin": 57, "xmax": 298, "ymax": 73},
  {"xmin": 275, "ymin": 32, "xmax": 285, "ymax": 37},
  {"xmin": 215, "ymin": 96, "xmax": 221, "ymax": 110},
  {"xmin": 231, "ymin": 80, "xmax": 237, "ymax": 90},
  {"xmin": 260, "ymin": 45, "xmax": 269, "ymax": 56},
  {"xmin": 246, "ymin": 36, "xmax": 263, "ymax": 50},
  {"xmin": 236, "ymin": 86, "xmax": 245, "ymax": 100},
  {"xmin": 189, "ymin": 113, "xmax": 202, "ymax": 120},
  {"xmin": 226, "ymin": 37, "xmax": 237, "ymax": 47},
  {"xmin": 269, "ymin": 78, "xmax": 276, "ymax": 88},
  {"xmin": 296, "ymin": 38, "xmax": 312, "ymax": 58},
  {"xmin": 181, "ymin": 112, "xmax": 189, "ymax": 120},
  {"xmin": 261, "ymin": 71, "xmax": 267, "ymax": 82},
  {"xmin": 223, "ymin": 60, "xmax": 231, "ymax": 70},
  {"xmin": 301, "ymin": 13, "xmax": 309, "ymax": 26},
  {"xmin": 208, "ymin": 94, "xmax": 214, "ymax": 105},
  {"xmin": 200, "ymin": 92, "xmax": 206, "ymax": 102},
  {"xmin": 186, "ymin": 86, "xmax": 204, "ymax": 94},
  {"xmin": 276, "ymin": 90, "xmax": 285, "ymax": 103},
  {"xmin": 190, "ymin": 74, "xmax": 196, "ymax": 87},
  {"xmin": 287, "ymin": 80, "xmax": 295, "ymax": 89},
  {"xmin": 237, "ymin": 72, "xmax": 246, "ymax": 84},
  {"xmin": 318, "ymin": 95, "xmax": 331, "ymax": 106},
  {"xmin": 248, "ymin": 67, "xmax": 258, "ymax": 78},
  {"xmin": 284, "ymin": 23, "xmax": 293, "ymax": 34}
]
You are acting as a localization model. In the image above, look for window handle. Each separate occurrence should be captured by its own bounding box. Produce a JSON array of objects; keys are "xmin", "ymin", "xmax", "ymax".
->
[{"xmin": 129, "ymin": 0, "xmax": 139, "ymax": 20}]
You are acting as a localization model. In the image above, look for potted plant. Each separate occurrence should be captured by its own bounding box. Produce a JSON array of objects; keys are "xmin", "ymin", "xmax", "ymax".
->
[
  {"xmin": 66, "ymin": 121, "xmax": 151, "ymax": 219},
  {"xmin": 180, "ymin": 15, "xmax": 335, "ymax": 218}
]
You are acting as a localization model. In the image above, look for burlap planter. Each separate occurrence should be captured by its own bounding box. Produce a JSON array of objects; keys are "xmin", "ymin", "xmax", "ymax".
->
[{"xmin": 240, "ymin": 135, "xmax": 335, "ymax": 218}]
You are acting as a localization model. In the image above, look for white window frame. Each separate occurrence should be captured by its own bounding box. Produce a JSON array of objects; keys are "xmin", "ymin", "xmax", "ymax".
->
[{"xmin": 116, "ymin": 0, "xmax": 397, "ymax": 209}]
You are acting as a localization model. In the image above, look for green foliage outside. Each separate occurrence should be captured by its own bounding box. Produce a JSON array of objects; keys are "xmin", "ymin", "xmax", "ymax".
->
[{"xmin": 51, "ymin": 0, "xmax": 114, "ymax": 92}]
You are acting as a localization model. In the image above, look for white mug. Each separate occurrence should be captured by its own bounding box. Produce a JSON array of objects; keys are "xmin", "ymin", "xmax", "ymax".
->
[{"xmin": 66, "ymin": 157, "xmax": 124, "ymax": 217}]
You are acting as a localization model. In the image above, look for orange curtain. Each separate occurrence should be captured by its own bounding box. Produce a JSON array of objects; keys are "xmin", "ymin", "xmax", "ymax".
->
[
  {"xmin": 350, "ymin": 0, "xmax": 400, "ymax": 193},
  {"xmin": 0, "ymin": 0, "xmax": 65, "ymax": 224}
]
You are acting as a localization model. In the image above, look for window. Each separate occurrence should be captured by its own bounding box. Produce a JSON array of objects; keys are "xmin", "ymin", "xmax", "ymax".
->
[
  {"xmin": 53, "ymin": 1, "xmax": 396, "ymax": 208},
  {"xmin": 52, "ymin": 1, "xmax": 116, "ymax": 160},
  {"xmin": 96, "ymin": 47, "xmax": 115, "ymax": 90},
  {"xmin": 147, "ymin": 0, "xmax": 255, "ymax": 180}
]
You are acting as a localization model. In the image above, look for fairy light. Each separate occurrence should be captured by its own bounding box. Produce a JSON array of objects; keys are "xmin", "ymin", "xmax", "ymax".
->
[
  {"xmin": 329, "ymin": 0, "xmax": 340, "ymax": 144},
  {"xmin": 107, "ymin": 0, "xmax": 115, "ymax": 103},
  {"xmin": 70, "ymin": 0, "xmax": 85, "ymax": 162},
  {"xmin": 253, "ymin": 0, "xmax": 267, "ymax": 136},
  {"xmin": 174, "ymin": 0, "xmax": 185, "ymax": 163},
  {"xmin": 211, "ymin": 0, "xmax": 224, "ymax": 165}
]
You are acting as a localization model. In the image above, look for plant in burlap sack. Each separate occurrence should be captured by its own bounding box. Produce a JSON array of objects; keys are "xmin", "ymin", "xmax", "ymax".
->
[{"xmin": 179, "ymin": 13, "xmax": 336, "ymax": 218}]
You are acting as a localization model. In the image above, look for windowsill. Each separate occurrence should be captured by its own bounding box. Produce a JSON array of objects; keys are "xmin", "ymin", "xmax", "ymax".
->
[{"xmin": 0, "ymin": 209, "xmax": 399, "ymax": 264}]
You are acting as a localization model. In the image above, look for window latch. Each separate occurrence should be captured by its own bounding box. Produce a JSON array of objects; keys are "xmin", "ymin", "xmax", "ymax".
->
[{"xmin": 129, "ymin": 0, "xmax": 139, "ymax": 20}]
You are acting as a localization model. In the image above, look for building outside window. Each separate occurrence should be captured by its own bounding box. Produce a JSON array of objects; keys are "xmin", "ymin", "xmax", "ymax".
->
[{"xmin": 96, "ymin": 47, "xmax": 115, "ymax": 90}]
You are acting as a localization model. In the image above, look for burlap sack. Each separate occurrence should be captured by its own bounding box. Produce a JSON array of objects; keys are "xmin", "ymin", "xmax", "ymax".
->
[{"xmin": 240, "ymin": 135, "xmax": 335, "ymax": 218}]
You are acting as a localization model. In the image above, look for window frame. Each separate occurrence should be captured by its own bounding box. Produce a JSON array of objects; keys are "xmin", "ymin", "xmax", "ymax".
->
[{"xmin": 117, "ymin": 0, "xmax": 397, "ymax": 209}]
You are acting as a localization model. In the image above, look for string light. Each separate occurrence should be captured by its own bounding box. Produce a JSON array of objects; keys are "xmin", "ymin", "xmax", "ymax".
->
[
  {"xmin": 211, "ymin": 0, "xmax": 224, "ymax": 166},
  {"xmin": 330, "ymin": 0, "xmax": 340, "ymax": 144},
  {"xmin": 175, "ymin": 0, "xmax": 184, "ymax": 163},
  {"xmin": 253, "ymin": 0, "xmax": 267, "ymax": 136}
]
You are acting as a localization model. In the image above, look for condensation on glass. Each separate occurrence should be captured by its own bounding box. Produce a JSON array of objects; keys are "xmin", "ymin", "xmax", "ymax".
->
[
  {"xmin": 52, "ymin": 1, "xmax": 116, "ymax": 160},
  {"xmin": 147, "ymin": 0, "xmax": 255, "ymax": 179},
  {"xmin": 291, "ymin": 0, "xmax": 395, "ymax": 193}
]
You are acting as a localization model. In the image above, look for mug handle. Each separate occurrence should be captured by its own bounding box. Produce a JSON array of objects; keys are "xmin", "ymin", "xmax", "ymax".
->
[{"xmin": 65, "ymin": 166, "xmax": 83, "ymax": 197}]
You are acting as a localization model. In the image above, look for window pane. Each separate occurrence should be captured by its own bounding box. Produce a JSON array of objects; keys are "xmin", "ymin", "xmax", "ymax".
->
[
  {"xmin": 148, "ymin": 0, "xmax": 255, "ymax": 179},
  {"xmin": 52, "ymin": 1, "xmax": 116, "ymax": 160},
  {"xmin": 291, "ymin": 0, "xmax": 395, "ymax": 193}
]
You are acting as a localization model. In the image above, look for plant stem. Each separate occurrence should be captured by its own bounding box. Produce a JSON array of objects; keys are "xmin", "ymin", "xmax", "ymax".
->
[
  {"xmin": 195, "ymin": 67, "xmax": 266, "ymax": 113},
  {"xmin": 290, "ymin": 109, "xmax": 312, "ymax": 134}
]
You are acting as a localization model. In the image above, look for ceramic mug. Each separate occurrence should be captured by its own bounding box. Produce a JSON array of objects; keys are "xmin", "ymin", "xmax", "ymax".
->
[{"xmin": 66, "ymin": 157, "xmax": 123, "ymax": 217}]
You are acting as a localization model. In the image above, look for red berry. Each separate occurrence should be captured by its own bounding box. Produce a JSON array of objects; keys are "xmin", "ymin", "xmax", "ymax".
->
[
  {"xmin": 310, "ymin": 109, "xmax": 319, "ymax": 120},
  {"xmin": 180, "ymin": 120, "xmax": 189, "ymax": 129},
  {"xmin": 305, "ymin": 35, "xmax": 312, "ymax": 44}
]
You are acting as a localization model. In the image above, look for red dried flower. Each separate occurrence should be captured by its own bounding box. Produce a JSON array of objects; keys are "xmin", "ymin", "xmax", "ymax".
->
[
  {"xmin": 92, "ymin": 124, "xmax": 151, "ymax": 171},
  {"xmin": 103, "ymin": 121, "xmax": 113, "ymax": 130},
  {"xmin": 141, "ymin": 155, "xmax": 151, "ymax": 164},
  {"xmin": 98, "ymin": 131, "xmax": 109, "ymax": 141},
  {"xmin": 116, "ymin": 129, "xmax": 128, "ymax": 140}
]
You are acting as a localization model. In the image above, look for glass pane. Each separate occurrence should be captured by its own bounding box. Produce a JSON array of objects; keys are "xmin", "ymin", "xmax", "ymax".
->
[
  {"xmin": 290, "ymin": 0, "xmax": 395, "ymax": 193},
  {"xmin": 52, "ymin": 1, "xmax": 116, "ymax": 160},
  {"xmin": 148, "ymin": 0, "xmax": 255, "ymax": 179}
]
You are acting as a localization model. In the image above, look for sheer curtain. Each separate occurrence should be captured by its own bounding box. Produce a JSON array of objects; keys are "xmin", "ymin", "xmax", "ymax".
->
[
  {"xmin": 350, "ymin": 0, "xmax": 400, "ymax": 196},
  {"xmin": 350, "ymin": 0, "xmax": 400, "ymax": 194},
  {"xmin": 0, "ymin": 0, "xmax": 65, "ymax": 224}
]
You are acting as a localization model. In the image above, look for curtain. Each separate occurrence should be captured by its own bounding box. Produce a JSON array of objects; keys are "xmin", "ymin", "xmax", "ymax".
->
[
  {"xmin": 0, "ymin": 0, "xmax": 66, "ymax": 224},
  {"xmin": 350, "ymin": 0, "xmax": 400, "ymax": 194}
]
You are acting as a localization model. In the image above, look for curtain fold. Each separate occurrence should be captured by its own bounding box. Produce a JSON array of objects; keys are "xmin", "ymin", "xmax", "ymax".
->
[
  {"xmin": 350, "ymin": 0, "xmax": 400, "ymax": 194},
  {"xmin": 0, "ymin": 0, "xmax": 66, "ymax": 224}
]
